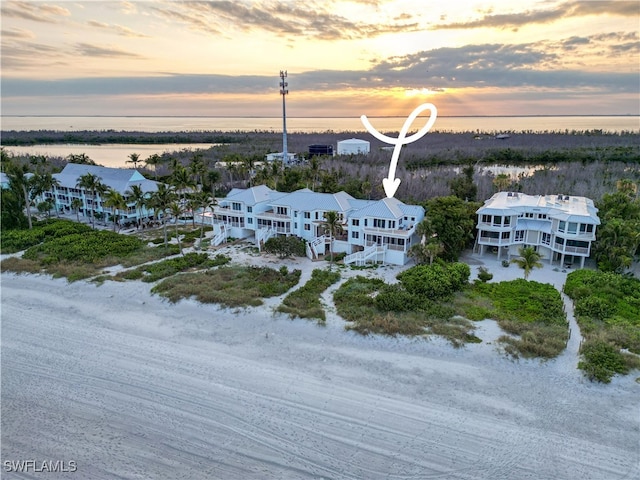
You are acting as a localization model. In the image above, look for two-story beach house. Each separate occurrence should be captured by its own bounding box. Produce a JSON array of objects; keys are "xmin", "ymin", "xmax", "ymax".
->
[
  {"xmin": 208, "ymin": 185, "xmax": 425, "ymax": 266},
  {"xmin": 45, "ymin": 164, "xmax": 160, "ymax": 225},
  {"xmin": 475, "ymin": 191, "xmax": 600, "ymax": 268}
]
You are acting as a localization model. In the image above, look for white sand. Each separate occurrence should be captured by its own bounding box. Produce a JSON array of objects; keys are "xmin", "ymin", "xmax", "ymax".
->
[{"xmin": 1, "ymin": 248, "xmax": 639, "ymax": 479}]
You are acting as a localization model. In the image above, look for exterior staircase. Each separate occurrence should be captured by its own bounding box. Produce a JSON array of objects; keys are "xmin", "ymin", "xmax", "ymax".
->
[
  {"xmin": 344, "ymin": 245, "xmax": 387, "ymax": 266},
  {"xmin": 306, "ymin": 235, "xmax": 327, "ymax": 260},
  {"xmin": 211, "ymin": 224, "xmax": 228, "ymax": 247},
  {"xmin": 256, "ymin": 227, "xmax": 275, "ymax": 252}
]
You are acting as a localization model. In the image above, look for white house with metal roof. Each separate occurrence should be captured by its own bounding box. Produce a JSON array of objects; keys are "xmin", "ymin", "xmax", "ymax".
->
[
  {"xmin": 210, "ymin": 185, "xmax": 425, "ymax": 265},
  {"xmin": 475, "ymin": 191, "xmax": 600, "ymax": 268},
  {"xmin": 47, "ymin": 164, "xmax": 160, "ymax": 225}
]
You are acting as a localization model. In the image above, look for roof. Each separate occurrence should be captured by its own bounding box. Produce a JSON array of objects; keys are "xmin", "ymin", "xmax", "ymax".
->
[
  {"xmin": 350, "ymin": 197, "xmax": 423, "ymax": 220},
  {"xmin": 225, "ymin": 185, "xmax": 285, "ymax": 206},
  {"xmin": 54, "ymin": 164, "xmax": 160, "ymax": 194},
  {"xmin": 477, "ymin": 191, "xmax": 600, "ymax": 224},
  {"xmin": 270, "ymin": 189, "xmax": 356, "ymax": 212},
  {"xmin": 337, "ymin": 138, "xmax": 370, "ymax": 145}
]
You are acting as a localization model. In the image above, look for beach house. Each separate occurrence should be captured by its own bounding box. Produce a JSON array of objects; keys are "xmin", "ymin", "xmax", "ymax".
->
[
  {"xmin": 45, "ymin": 164, "xmax": 160, "ymax": 226},
  {"xmin": 475, "ymin": 191, "xmax": 600, "ymax": 268},
  {"xmin": 208, "ymin": 185, "xmax": 425, "ymax": 265}
]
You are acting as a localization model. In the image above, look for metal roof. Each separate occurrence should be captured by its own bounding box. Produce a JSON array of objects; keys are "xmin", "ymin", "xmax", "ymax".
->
[{"xmin": 54, "ymin": 164, "xmax": 160, "ymax": 194}]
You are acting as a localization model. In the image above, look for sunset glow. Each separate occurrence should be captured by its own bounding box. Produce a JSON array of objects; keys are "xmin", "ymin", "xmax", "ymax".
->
[{"xmin": 1, "ymin": 1, "xmax": 638, "ymax": 117}]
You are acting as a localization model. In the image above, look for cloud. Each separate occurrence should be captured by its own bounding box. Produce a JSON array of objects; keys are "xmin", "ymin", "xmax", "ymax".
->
[
  {"xmin": 2, "ymin": 34, "xmax": 638, "ymax": 97},
  {"xmin": 0, "ymin": 1, "xmax": 70, "ymax": 23},
  {"xmin": 1, "ymin": 27, "xmax": 35, "ymax": 39},
  {"xmin": 73, "ymin": 42, "xmax": 143, "ymax": 58},
  {"xmin": 434, "ymin": 0, "xmax": 639, "ymax": 30},
  {"xmin": 149, "ymin": 1, "xmax": 419, "ymax": 41},
  {"xmin": 87, "ymin": 20, "xmax": 150, "ymax": 38}
]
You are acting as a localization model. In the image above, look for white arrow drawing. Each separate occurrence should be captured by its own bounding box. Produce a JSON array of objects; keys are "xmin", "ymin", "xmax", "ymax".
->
[{"xmin": 361, "ymin": 103, "xmax": 438, "ymax": 198}]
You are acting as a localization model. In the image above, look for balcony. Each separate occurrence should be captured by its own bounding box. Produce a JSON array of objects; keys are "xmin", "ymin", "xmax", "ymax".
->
[
  {"xmin": 363, "ymin": 225, "xmax": 414, "ymax": 237},
  {"xmin": 256, "ymin": 210, "xmax": 290, "ymax": 220}
]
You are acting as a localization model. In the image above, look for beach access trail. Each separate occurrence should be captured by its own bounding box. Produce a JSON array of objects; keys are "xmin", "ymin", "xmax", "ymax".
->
[{"xmin": 1, "ymin": 253, "xmax": 638, "ymax": 479}]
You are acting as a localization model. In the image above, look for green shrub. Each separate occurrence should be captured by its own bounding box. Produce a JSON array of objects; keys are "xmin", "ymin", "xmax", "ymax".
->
[
  {"xmin": 579, "ymin": 340, "xmax": 628, "ymax": 383},
  {"xmin": 477, "ymin": 266, "xmax": 493, "ymax": 283},
  {"xmin": 396, "ymin": 262, "xmax": 470, "ymax": 300},
  {"xmin": 277, "ymin": 269, "xmax": 341, "ymax": 322}
]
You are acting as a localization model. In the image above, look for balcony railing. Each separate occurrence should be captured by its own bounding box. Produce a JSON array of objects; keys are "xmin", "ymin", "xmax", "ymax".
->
[
  {"xmin": 256, "ymin": 210, "xmax": 290, "ymax": 220},
  {"xmin": 363, "ymin": 225, "xmax": 414, "ymax": 237}
]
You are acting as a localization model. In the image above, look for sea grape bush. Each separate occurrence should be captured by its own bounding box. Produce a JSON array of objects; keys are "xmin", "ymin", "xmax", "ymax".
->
[
  {"xmin": 564, "ymin": 269, "xmax": 640, "ymax": 382},
  {"xmin": 396, "ymin": 262, "xmax": 470, "ymax": 300}
]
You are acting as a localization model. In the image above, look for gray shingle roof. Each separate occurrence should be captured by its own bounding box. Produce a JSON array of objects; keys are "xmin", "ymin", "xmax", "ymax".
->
[
  {"xmin": 270, "ymin": 189, "xmax": 357, "ymax": 212},
  {"xmin": 226, "ymin": 185, "xmax": 286, "ymax": 206}
]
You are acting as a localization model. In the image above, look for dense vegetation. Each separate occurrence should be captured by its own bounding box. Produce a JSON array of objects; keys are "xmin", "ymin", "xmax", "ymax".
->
[
  {"xmin": 116, "ymin": 252, "xmax": 230, "ymax": 283},
  {"xmin": 151, "ymin": 265, "xmax": 301, "ymax": 307},
  {"xmin": 277, "ymin": 269, "xmax": 341, "ymax": 323},
  {"xmin": 564, "ymin": 270, "xmax": 640, "ymax": 382},
  {"xmin": 333, "ymin": 263, "xmax": 480, "ymax": 346},
  {"xmin": 457, "ymin": 279, "xmax": 569, "ymax": 359}
]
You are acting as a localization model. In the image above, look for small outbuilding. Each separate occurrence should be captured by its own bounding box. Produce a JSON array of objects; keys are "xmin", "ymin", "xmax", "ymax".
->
[{"xmin": 337, "ymin": 138, "xmax": 370, "ymax": 155}]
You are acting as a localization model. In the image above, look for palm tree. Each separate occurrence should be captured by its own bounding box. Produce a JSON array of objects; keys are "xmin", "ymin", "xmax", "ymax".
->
[
  {"xmin": 126, "ymin": 153, "xmax": 141, "ymax": 169},
  {"xmin": 171, "ymin": 165, "xmax": 195, "ymax": 202},
  {"xmin": 511, "ymin": 246, "xmax": 543, "ymax": 280},
  {"xmin": 493, "ymin": 173, "xmax": 511, "ymax": 192},
  {"xmin": 321, "ymin": 210, "xmax": 343, "ymax": 271},
  {"xmin": 6, "ymin": 163, "xmax": 36, "ymax": 229},
  {"xmin": 206, "ymin": 169, "xmax": 221, "ymax": 196},
  {"xmin": 103, "ymin": 188, "xmax": 127, "ymax": 231},
  {"xmin": 76, "ymin": 173, "xmax": 106, "ymax": 229},
  {"xmin": 33, "ymin": 172, "xmax": 61, "ymax": 216},
  {"xmin": 145, "ymin": 153, "xmax": 162, "ymax": 180},
  {"xmin": 126, "ymin": 184, "xmax": 147, "ymax": 228},
  {"xmin": 71, "ymin": 198, "xmax": 84, "ymax": 222},
  {"xmin": 189, "ymin": 152, "xmax": 206, "ymax": 188},
  {"xmin": 190, "ymin": 190, "xmax": 217, "ymax": 248},
  {"xmin": 169, "ymin": 201, "xmax": 184, "ymax": 255},
  {"xmin": 148, "ymin": 183, "xmax": 177, "ymax": 249}
]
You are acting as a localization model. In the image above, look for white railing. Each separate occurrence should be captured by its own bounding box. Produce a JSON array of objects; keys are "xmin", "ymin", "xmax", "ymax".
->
[
  {"xmin": 256, "ymin": 227, "xmax": 275, "ymax": 251},
  {"xmin": 344, "ymin": 245, "xmax": 386, "ymax": 266},
  {"xmin": 212, "ymin": 226, "xmax": 228, "ymax": 247},
  {"xmin": 310, "ymin": 235, "xmax": 327, "ymax": 258},
  {"xmin": 306, "ymin": 242, "xmax": 314, "ymax": 260}
]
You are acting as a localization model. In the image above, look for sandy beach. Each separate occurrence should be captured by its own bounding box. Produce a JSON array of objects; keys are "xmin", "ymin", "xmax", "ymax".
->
[{"xmin": 1, "ymin": 247, "xmax": 638, "ymax": 479}]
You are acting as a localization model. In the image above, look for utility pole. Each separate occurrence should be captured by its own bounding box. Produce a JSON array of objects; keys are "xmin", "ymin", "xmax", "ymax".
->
[{"xmin": 280, "ymin": 70, "xmax": 288, "ymax": 165}]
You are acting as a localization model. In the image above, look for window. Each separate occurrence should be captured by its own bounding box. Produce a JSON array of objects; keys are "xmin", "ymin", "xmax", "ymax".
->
[
  {"xmin": 247, "ymin": 206, "xmax": 252, "ymax": 213},
  {"xmin": 276, "ymin": 206, "xmax": 287, "ymax": 215},
  {"xmin": 558, "ymin": 221, "xmax": 566, "ymax": 232},
  {"xmin": 351, "ymin": 231, "xmax": 359, "ymax": 239},
  {"xmin": 504, "ymin": 217, "xmax": 511, "ymax": 226},
  {"xmin": 294, "ymin": 223, "xmax": 297, "ymax": 229},
  {"xmin": 248, "ymin": 218, "xmax": 253, "ymax": 224},
  {"xmin": 373, "ymin": 219, "xmax": 386, "ymax": 228},
  {"xmin": 352, "ymin": 219, "xmax": 359, "ymax": 226},
  {"xmin": 579, "ymin": 224, "xmax": 594, "ymax": 234},
  {"xmin": 304, "ymin": 224, "xmax": 310, "ymax": 231},
  {"xmin": 482, "ymin": 214, "xmax": 491, "ymax": 223},
  {"xmin": 493, "ymin": 216, "xmax": 502, "ymax": 225},
  {"xmin": 232, "ymin": 202, "xmax": 241, "ymax": 211},
  {"xmin": 542, "ymin": 233, "xmax": 551, "ymax": 245},
  {"xmin": 304, "ymin": 212, "xmax": 310, "ymax": 219},
  {"xmin": 555, "ymin": 237, "xmax": 564, "ymax": 245},
  {"xmin": 389, "ymin": 221, "xmax": 395, "ymax": 229},
  {"xmin": 364, "ymin": 219, "xmax": 368, "ymax": 227},
  {"xmin": 294, "ymin": 211, "xmax": 297, "ymax": 217},
  {"xmin": 538, "ymin": 214, "xmax": 547, "ymax": 219},
  {"xmin": 525, "ymin": 212, "xmax": 534, "ymax": 218},
  {"xmin": 501, "ymin": 231, "xmax": 510, "ymax": 240},
  {"xmin": 515, "ymin": 230, "xmax": 525, "ymax": 242},
  {"xmin": 568, "ymin": 222, "xmax": 577, "ymax": 234}
]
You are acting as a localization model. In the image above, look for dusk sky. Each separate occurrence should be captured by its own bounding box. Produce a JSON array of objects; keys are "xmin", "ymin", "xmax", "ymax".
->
[{"xmin": 1, "ymin": 0, "xmax": 639, "ymax": 117}]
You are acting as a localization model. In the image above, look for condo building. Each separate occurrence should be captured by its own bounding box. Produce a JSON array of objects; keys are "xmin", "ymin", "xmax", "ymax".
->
[{"xmin": 475, "ymin": 191, "xmax": 600, "ymax": 268}]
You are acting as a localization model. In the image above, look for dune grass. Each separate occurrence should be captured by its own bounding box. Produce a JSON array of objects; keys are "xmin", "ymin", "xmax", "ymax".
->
[
  {"xmin": 151, "ymin": 265, "xmax": 301, "ymax": 307},
  {"xmin": 277, "ymin": 269, "xmax": 341, "ymax": 324}
]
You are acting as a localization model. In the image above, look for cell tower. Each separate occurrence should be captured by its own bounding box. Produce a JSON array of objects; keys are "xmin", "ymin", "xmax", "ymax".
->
[{"xmin": 279, "ymin": 70, "xmax": 289, "ymax": 165}]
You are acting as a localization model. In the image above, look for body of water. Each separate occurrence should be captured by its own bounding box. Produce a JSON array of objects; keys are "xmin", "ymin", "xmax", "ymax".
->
[
  {"xmin": 3, "ymin": 144, "xmax": 215, "ymax": 169},
  {"xmin": 2, "ymin": 115, "xmax": 638, "ymax": 134}
]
